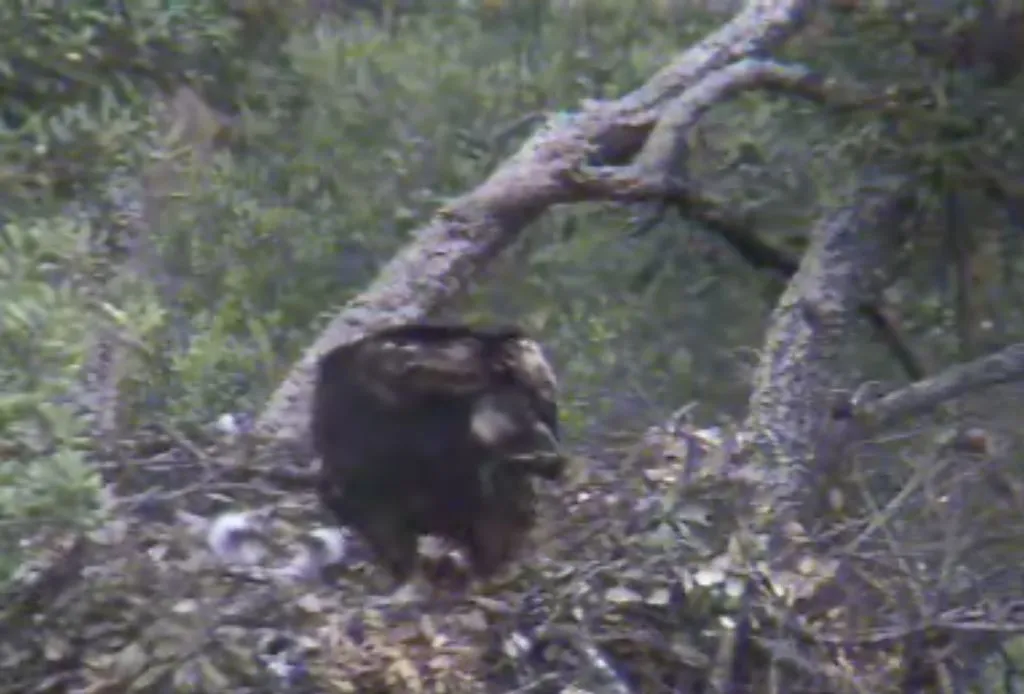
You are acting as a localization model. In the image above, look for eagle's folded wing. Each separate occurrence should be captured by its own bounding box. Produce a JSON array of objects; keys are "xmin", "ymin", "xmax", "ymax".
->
[
  {"xmin": 347, "ymin": 333, "xmax": 492, "ymax": 405},
  {"xmin": 316, "ymin": 323, "xmax": 559, "ymax": 426}
]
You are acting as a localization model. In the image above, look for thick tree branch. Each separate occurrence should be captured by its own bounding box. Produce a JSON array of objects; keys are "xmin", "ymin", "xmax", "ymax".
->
[
  {"xmin": 699, "ymin": 177, "xmax": 920, "ymax": 694},
  {"xmin": 255, "ymin": 0, "xmax": 814, "ymax": 444},
  {"xmin": 741, "ymin": 174, "xmax": 918, "ymax": 497},
  {"xmin": 564, "ymin": 59, "xmax": 883, "ymax": 199}
]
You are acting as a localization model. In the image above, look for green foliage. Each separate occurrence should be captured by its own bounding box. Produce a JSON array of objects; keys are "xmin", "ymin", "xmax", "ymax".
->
[
  {"xmin": 6, "ymin": 5, "xmax": 1024, "ymax": 689},
  {"xmin": 0, "ymin": 216, "xmax": 104, "ymax": 581},
  {"xmin": 0, "ymin": 446, "xmax": 101, "ymax": 582},
  {"xmin": 0, "ymin": 218, "xmax": 93, "ymax": 429},
  {"xmin": 0, "ymin": 0, "xmax": 250, "ymax": 203},
  {"xmin": 0, "ymin": 0, "xmax": 733, "ymax": 583},
  {"xmin": 160, "ymin": 308, "xmax": 286, "ymax": 424},
  {"xmin": 0, "ymin": 1, "xmax": 759, "ymax": 454}
]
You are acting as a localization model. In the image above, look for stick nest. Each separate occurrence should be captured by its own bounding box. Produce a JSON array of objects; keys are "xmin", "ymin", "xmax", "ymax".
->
[{"xmin": 0, "ymin": 426, "xmax": 815, "ymax": 694}]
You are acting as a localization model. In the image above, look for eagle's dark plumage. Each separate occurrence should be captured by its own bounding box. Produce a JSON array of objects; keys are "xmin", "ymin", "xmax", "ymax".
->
[{"xmin": 311, "ymin": 322, "xmax": 565, "ymax": 590}]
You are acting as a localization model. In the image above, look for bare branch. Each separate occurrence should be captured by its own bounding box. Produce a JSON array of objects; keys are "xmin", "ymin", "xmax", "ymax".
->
[
  {"xmin": 861, "ymin": 342, "xmax": 1024, "ymax": 429},
  {"xmin": 255, "ymin": 0, "xmax": 814, "ymax": 444},
  {"xmin": 634, "ymin": 58, "xmax": 880, "ymax": 178},
  {"xmin": 560, "ymin": 59, "xmax": 925, "ymax": 383},
  {"xmin": 563, "ymin": 62, "xmax": 925, "ymax": 487},
  {"xmin": 535, "ymin": 625, "xmax": 634, "ymax": 694},
  {"xmin": 563, "ymin": 59, "xmax": 883, "ymax": 201}
]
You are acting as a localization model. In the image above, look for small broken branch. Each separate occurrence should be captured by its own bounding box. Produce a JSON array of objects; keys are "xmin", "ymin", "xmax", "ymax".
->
[
  {"xmin": 859, "ymin": 341, "xmax": 1024, "ymax": 430},
  {"xmin": 534, "ymin": 625, "xmax": 634, "ymax": 694}
]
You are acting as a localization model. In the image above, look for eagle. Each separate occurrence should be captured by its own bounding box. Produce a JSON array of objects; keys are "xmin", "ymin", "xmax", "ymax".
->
[{"xmin": 311, "ymin": 322, "xmax": 566, "ymax": 598}]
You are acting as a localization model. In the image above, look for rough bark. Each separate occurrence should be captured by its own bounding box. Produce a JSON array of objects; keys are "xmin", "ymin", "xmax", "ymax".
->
[
  {"xmin": 722, "ymin": 175, "xmax": 1024, "ymax": 691},
  {"xmin": 738, "ymin": 178, "xmax": 1024, "ymax": 523},
  {"xmin": 740, "ymin": 174, "xmax": 918, "ymax": 522},
  {"xmin": 690, "ymin": 177, "xmax": 921, "ymax": 694},
  {"xmin": 255, "ymin": 0, "xmax": 814, "ymax": 444}
]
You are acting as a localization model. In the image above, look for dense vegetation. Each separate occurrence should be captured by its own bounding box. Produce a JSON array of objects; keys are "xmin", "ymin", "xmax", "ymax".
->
[
  {"xmin": 0, "ymin": 0, "xmax": 738, "ymax": 579},
  {"xmin": 3, "ymin": 0, "xmax": 1024, "ymax": 691}
]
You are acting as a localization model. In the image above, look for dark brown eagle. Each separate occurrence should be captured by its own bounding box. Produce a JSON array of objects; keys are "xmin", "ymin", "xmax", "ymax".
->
[{"xmin": 311, "ymin": 322, "xmax": 566, "ymax": 596}]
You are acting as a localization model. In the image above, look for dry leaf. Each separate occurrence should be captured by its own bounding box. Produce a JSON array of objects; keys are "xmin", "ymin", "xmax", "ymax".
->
[
  {"xmin": 110, "ymin": 642, "xmax": 148, "ymax": 680},
  {"xmin": 44, "ymin": 636, "xmax": 70, "ymax": 661},
  {"xmin": 171, "ymin": 599, "xmax": 198, "ymax": 614},
  {"xmin": 197, "ymin": 656, "xmax": 231, "ymax": 690},
  {"xmin": 605, "ymin": 586, "xmax": 642, "ymax": 604},
  {"xmin": 458, "ymin": 609, "xmax": 488, "ymax": 633},
  {"xmin": 646, "ymin": 588, "xmax": 671, "ymax": 606},
  {"xmin": 296, "ymin": 593, "xmax": 324, "ymax": 613}
]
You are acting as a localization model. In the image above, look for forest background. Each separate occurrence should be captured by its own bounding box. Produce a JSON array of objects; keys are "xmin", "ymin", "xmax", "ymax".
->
[{"xmin": 3, "ymin": 0, "xmax": 1024, "ymax": 692}]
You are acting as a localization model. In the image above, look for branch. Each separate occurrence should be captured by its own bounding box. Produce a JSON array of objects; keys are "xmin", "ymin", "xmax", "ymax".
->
[
  {"xmin": 860, "ymin": 342, "xmax": 1024, "ymax": 429},
  {"xmin": 695, "ymin": 175, "xmax": 923, "ymax": 658},
  {"xmin": 742, "ymin": 174, "xmax": 918, "ymax": 495},
  {"xmin": 255, "ymin": 0, "xmax": 814, "ymax": 443},
  {"xmin": 564, "ymin": 170, "xmax": 925, "ymax": 382},
  {"xmin": 633, "ymin": 58, "xmax": 884, "ymax": 178},
  {"xmin": 561, "ymin": 59, "xmax": 923, "ymax": 381}
]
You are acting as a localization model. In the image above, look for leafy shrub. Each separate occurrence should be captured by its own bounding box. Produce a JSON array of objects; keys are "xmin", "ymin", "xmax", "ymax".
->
[{"xmin": 0, "ymin": 217, "xmax": 105, "ymax": 581}]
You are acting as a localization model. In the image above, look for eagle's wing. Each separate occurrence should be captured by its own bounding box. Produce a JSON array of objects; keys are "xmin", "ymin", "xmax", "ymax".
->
[
  {"xmin": 500, "ymin": 338, "xmax": 557, "ymax": 403},
  {"xmin": 318, "ymin": 323, "xmax": 560, "ymax": 419},
  {"xmin": 347, "ymin": 330, "xmax": 493, "ymax": 406},
  {"xmin": 497, "ymin": 337, "xmax": 560, "ymax": 438}
]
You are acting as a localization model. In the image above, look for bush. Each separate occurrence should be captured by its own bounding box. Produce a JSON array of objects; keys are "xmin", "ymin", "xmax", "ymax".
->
[{"xmin": 0, "ymin": 217, "xmax": 105, "ymax": 581}]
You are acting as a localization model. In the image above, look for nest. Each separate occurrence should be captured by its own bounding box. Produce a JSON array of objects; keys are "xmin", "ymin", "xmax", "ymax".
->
[{"xmin": 1, "ymin": 423, "xmax": 957, "ymax": 693}]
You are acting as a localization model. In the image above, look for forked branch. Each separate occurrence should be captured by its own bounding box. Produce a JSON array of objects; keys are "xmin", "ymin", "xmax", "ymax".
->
[{"xmin": 564, "ymin": 59, "xmax": 921, "ymax": 380}]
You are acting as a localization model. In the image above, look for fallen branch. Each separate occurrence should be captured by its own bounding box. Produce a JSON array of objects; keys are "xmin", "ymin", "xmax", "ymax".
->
[{"xmin": 255, "ymin": 0, "xmax": 814, "ymax": 444}]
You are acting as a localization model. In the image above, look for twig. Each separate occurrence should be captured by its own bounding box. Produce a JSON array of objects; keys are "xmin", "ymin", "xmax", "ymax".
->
[
  {"xmin": 535, "ymin": 625, "xmax": 634, "ymax": 694},
  {"xmin": 859, "ymin": 342, "xmax": 1024, "ymax": 429},
  {"xmin": 155, "ymin": 421, "xmax": 211, "ymax": 464}
]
